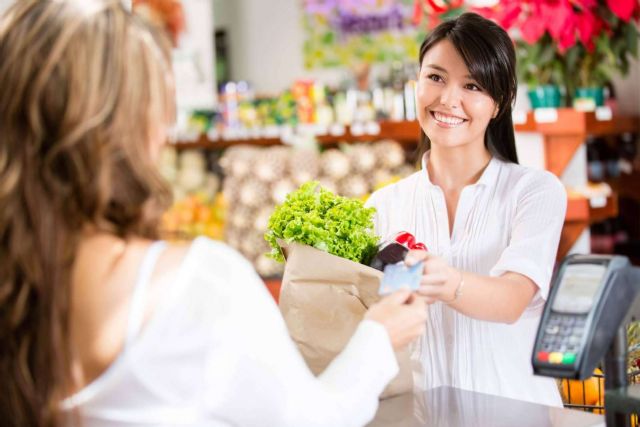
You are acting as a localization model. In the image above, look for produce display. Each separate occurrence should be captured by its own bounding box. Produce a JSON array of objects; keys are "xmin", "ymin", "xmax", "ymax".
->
[
  {"xmin": 162, "ymin": 192, "xmax": 226, "ymax": 241},
  {"xmin": 159, "ymin": 146, "xmax": 226, "ymax": 241},
  {"xmin": 220, "ymin": 140, "xmax": 415, "ymax": 277}
]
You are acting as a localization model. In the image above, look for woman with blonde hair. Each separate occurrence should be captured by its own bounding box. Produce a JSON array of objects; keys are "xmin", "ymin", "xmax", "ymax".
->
[{"xmin": 0, "ymin": 1, "xmax": 427, "ymax": 426}]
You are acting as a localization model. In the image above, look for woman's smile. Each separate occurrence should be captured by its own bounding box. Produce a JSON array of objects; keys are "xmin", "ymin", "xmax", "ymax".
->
[{"xmin": 430, "ymin": 110, "xmax": 468, "ymax": 128}]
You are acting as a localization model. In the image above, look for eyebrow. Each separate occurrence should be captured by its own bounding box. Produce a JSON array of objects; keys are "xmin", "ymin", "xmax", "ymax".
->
[{"xmin": 423, "ymin": 64, "xmax": 473, "ymax": 79}]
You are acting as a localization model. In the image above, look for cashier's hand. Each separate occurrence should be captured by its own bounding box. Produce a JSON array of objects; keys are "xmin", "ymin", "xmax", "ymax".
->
[
  {"xmin": 365, "ymin": 290, "xmax": 427, "ymax": 351},
  {"xmin": 405, "ymin": 250, "xmax": 461, "ymax": 304}
]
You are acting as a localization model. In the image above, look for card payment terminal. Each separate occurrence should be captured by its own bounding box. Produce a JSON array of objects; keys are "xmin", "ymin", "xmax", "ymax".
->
[{"xmin": 532, "ymin": 254, "xmax": 635, "ymax": 380}]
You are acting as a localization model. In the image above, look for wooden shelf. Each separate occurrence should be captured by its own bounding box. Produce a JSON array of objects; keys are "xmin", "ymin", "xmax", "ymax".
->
[
  {"xmin": 559, "ymin": 195, "xmax": 619, "ymax": 260},
  {"xmin": 589, "ymin": 194, "xmax": 619, "ymax": 224},
  {"xmin": 173, "ymin": 120, "xmax": 422, "ymax": 150},
  {"xmin": 175, "ymin": 135, "xmax": 282, "ymax": 150},
  {"xmin": 566, "ymin": 197, "xmax": 590, "ymax": 222},
  {"xmin": 608, "ymin": 172, "xmax": 640, "ymax": 201},
  {"xmin": 565, "ymin": 195, "xmax": 618, "ymax": 224},
  {"xmin": 514, "ymin": 110, "xmax": 639, "ymax": 178},
  {"xmin": 513, "ymin": 109, "xmax": 639, "ymax": 136}
]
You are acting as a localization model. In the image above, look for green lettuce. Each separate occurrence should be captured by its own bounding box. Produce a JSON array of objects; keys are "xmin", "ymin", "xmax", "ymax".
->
[{"xmin": 265, "ymin": 181, "xmax": 379, "ymax": 264}]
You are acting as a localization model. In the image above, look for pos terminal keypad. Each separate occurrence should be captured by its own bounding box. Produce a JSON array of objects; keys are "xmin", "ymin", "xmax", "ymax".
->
[{"xmin": 535, "ymin": 314, "xmax": 587, "ymax": 365}]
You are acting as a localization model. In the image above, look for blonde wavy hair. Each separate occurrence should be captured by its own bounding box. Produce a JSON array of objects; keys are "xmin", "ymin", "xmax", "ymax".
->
[{"xmin": 0, "ymin": 1, "xmax": 174, "ymax": 425}]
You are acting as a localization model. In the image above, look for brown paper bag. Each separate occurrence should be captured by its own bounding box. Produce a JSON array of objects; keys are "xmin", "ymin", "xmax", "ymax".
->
[{"xmin": 277, "ymin": 240, "xmax": 414, "ymax": 399}]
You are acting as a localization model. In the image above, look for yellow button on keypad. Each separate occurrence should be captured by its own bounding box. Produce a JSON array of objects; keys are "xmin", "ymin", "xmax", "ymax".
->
[{"xmin": 549, "ymin": 352, "xmax": 564, "ymax": 364}]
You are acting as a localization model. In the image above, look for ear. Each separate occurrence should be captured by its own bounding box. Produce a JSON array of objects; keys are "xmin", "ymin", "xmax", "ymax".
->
[{"xmin": 492, "ymin": 105, "xmax": 499, "ymax": 119}]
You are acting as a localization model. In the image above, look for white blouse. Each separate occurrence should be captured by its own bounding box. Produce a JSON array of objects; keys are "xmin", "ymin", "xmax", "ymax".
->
[
  {"xmin": 366, "ymin": 153, "xmax": 567, "ymax": 406},
  {"xmin": 61, "ymin": 237, "xmax": 399, "ymax": 427}
]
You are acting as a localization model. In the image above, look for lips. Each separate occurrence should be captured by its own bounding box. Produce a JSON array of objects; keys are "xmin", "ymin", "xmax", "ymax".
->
[{"xmin": 430, "ymin": 111, "xmax": 467, "ymax": 126}]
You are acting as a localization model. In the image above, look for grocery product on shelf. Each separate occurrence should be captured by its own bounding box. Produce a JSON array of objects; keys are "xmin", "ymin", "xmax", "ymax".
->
[{"xmin": 158, "ymin": 146, "xmax": 226, "ymax": 241}]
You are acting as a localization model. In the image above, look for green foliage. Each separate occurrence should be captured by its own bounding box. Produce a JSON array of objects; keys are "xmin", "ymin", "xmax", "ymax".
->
[
  {"xmin": 516, "ymin": 34, "xmax": 565, "ymax": 87},
  {"xmin": 265, "ymin": 181, "xmax": 379, "ymax": 264},
  {"xmin": 566, "ymin": 21, "xmax": 639, "ymax": 91}
]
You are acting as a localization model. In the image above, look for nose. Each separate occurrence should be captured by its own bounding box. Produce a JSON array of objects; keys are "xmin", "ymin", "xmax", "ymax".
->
[{"xmin": 439, "ymin": 84, "xmax": 461, "ymax": 110}]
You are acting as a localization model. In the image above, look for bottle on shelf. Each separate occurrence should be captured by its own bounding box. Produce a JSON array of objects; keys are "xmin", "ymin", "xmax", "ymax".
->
[
  {"xmin": 586, "ymin": 136, "xmax": 605, "ymax": 183},
  {"xmin": 617, "ymin": 132, "xmax": 638, "ymax": 175}
]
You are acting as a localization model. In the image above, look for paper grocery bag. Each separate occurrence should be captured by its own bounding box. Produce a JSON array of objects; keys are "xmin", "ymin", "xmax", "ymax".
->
[{"xmin": 277, "ymin": 240, "xmax": 415, "ymax": 399}]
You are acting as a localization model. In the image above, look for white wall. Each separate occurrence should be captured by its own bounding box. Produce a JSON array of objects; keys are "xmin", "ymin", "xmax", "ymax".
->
[
  {"xmin": 613, "ymin": 56, "xmax": 640, "ymax": 116},
  {"xmin": 214, "ymin": 0, "xmax": 345, "ymax": 95}
]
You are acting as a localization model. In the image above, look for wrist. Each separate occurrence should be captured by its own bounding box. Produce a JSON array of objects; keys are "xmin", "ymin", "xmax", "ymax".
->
[{"xmin": 443, "ymin": 269, "xmax": 464, "ymax": 304}]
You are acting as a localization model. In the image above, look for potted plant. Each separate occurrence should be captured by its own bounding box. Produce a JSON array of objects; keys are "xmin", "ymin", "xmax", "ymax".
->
[
  {"xmin": 564, "ymin": 2, "xmax": 639, "ymax": 110},
  {"xmin": 473, "ymin": 0, "xmax": 639, "ymax": 110},
  {"xmin": 515, "ymin": 34, "xmax": 566, "ymax": 108}
]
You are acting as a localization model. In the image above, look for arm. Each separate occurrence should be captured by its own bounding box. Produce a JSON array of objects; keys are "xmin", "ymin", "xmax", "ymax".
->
[
  {"xmin": 409, "ymin": 254, "xmax": 537, "ymax": 323},
  {"xmin": 409, "ymin": 171, "xmax": 567, "ymax": 324},
  {"xmin": 201, "ymin": 243, "xmax": 424, "ymax": 427}
]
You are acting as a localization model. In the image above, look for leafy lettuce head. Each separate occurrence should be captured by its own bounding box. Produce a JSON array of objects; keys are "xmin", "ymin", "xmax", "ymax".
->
[{"xmin": 265, "ymin": 181, "xmax": 379, "ymax": 264}]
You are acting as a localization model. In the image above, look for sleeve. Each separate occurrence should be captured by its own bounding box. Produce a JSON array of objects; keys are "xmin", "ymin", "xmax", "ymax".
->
[
  {"xmin": 489, "ymin": 171, "xmax": 567, "ymax": 304},
  {"xmin": 199, "ymin": 240, "xmax": 399, "ymax": 427}
]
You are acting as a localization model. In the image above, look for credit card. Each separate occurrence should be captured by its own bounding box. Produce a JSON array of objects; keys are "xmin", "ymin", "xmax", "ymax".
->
[{"xmin": 378, "ymin": 261, "xmax": 423, "ymax": 295}]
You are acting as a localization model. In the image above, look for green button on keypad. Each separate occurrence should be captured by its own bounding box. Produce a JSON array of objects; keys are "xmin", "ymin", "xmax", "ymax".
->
[{"xmin": 562, "ymin": 353, "xmax": 576, "ymax": 364}]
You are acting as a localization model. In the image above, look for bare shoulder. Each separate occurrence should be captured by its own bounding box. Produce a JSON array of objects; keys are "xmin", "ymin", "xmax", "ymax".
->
[{"xmin": 68, "ymin": 235, "xmax": 194, "ymax": 390}]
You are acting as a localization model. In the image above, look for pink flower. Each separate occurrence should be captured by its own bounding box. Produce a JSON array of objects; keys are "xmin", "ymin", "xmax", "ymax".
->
[{"xmin": 606, "ymin": 0, "xmax": 638, "ymax": 22}]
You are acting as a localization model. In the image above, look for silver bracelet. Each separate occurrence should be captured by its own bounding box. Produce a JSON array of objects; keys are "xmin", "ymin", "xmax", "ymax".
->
[{"xmin": 443, "ymin": 270, "xmax": 464, "ymax": 304}]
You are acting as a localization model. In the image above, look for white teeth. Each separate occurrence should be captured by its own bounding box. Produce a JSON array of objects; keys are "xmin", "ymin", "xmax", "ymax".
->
[{"xmin": 433, "ymin": 112, "xmax": 464, "ymax": 125}]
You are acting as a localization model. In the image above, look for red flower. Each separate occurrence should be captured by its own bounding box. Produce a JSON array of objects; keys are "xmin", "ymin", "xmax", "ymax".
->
[
  {"xmin": 473, "ymin": 1, "xmax": 522, "ymax": 30},
  {"xmin": 606, "ymin": 0, "xmax": 638, "ymax": 22},
  {"xmin": 543, "ymin": 0, "xmax": 573, "ymax": 41},
  {"xmin": 571, "ymin": 0, "xmax": 598, "ymax": 9},
  {"xmin": 521, "ymin": 14, "xmax": 546, "ymax": 43},
  {"xmin": 576, "ymin": 10, "xmax": 602, "ymax": 51}
]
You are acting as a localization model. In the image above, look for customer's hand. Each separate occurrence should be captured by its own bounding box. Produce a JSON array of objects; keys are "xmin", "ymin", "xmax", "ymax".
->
[
  {"xmin": 405, "ymin": 250, "xmax": 461, "ymax": 304},
  {"xmin": 365, "ymin": 290, "xmax": 427, "ymax": 351}
]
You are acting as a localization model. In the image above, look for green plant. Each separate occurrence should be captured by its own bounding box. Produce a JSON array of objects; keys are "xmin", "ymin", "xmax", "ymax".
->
[
  {"xmin": 265, "ymin": 181, "xmax": 379, "ymax": 264},
  {"xmin": 565, "ymin": 15, "xmax": 639, "ymax": 91},
  {"xmin": 515, "ymin": 34, "xmax": 565, "ymax": 87},
  {"xmin": 474, "ymin": 0, "xmax": 640, "ymax": 96}
]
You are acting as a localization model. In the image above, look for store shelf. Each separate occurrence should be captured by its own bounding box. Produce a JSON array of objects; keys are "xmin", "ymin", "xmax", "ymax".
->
[
  {"xmin": 317, "ymin": 120, "xmax": 421, "ymax": 145},
  {"xmin": 566, "ymin": 197, "xmax": 590, "ymax": 222},
  {"xmin": 589, "ymin": 195, "xmax": 619, "ymax": 224},
  {"xmin": 565, "ymin": 196, "xmax": 618, "ymax": 223},
  {"xmin": 513, "ymin": 109, "xmax": 639, "ymax": 136},
  {"xmin": 174, "ymin": 134, "xmax": 282, "ymax": 150},
  {"xmin": 175, "ymin": 113, "xmax": 638, "ymax": 177},
  {"xmin": 173, "ymin": 111, "xmax": 636, "ymax": 262},
  {"xmin": 559, "ymin": 195, "xmax": 619, "ymax": 261},
  {"xmin": 514, "ymin": 110, "xmax": 639, "ymax": 178},
  {"xmin": 609, "ymin": 172, "xmax": 640, "ymax": 201},
  {"xmin": 173, "ymin": 120, "xmax": 422, "ymax": 151}
]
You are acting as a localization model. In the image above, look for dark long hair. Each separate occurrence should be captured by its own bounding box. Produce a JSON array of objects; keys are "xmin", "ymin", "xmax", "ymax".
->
[
  {"xmin": 0, "ymin": 1, "xmax": 174, "ymax": 426},
  {"xmin": 418, "ymin": 12, "xmax": 519, "ymax": 163}
]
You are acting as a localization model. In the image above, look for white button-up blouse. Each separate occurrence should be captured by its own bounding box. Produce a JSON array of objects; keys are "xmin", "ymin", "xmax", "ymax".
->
[{"xmin": 366, "ymin": 152, "xmax": 567, "ymax": 406}]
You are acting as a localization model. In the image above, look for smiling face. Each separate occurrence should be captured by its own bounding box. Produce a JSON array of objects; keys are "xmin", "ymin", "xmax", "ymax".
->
[{"xmin": 416, "ymin": 39, "xmax": 498, "ymax": 152}]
